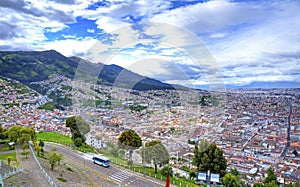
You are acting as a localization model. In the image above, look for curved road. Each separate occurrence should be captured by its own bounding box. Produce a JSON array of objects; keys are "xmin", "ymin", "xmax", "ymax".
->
[{"xmin": 44, "ymin": 143, "xmax": 167, "ymax": 187}]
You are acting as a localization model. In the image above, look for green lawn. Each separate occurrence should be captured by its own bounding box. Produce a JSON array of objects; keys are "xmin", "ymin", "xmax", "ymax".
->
[
  {"xmin": 38, "ymin": 102, "xmax": 55, "ymax": 111},
  {"xmin": 36, "ymin": 132, "xmax": 73, "ymax": 145},
  {"xmin": 36, "ymin": 132, "xmax": 94, "ymax": 153},
  {"xmin": 0, "ymin": 152, "xmax": 17, "ymax": 162}
]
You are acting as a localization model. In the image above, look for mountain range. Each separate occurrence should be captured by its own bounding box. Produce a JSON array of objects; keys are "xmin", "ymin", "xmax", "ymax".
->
[
  {"xmin": 226, "ymin": 81, "xmax": 300, "ymax": 89},
  {"xmin": 0, "ymin": 50, "xmax": 184, "ymax": 91}
]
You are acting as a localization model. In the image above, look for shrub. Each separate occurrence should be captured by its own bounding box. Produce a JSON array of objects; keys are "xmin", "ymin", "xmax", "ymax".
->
[
  {"xmin": 57, "ymin": 177, "xmax": 67, "ymax": 183},
  {"xmin": 161, "ymin": 166, "xmax": 173, "ymax": 176}
]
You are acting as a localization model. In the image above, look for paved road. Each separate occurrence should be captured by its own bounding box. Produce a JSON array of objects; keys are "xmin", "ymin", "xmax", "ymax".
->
[
  {"xmin": 281, "ymin": 105, "xmax": 292, "ymax": 158},
  {"xmin": 44, "ymin": 143, "xmax": 167, "ymax": 187}
]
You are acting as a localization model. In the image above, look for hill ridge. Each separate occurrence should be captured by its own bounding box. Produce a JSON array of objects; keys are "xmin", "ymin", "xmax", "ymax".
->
[{"xmin": 0, "ymin": 50, "xmax": 180, "ymax": 91}]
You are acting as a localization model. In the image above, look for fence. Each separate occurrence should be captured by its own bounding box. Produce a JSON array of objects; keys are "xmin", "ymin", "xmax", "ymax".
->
[
  {"xmin": 0, "ymin": 163, "xmax": 23, "ymax": 187},
  {"xmin": 2, "ymin": 167, "xmax": 23, "ymax": 180},
  {"xmin": 29, "ymin": 144, "xmax": 57, "ymax": 187},
  {"xmin": 0, "ymin": 170, "xmax": 2, "ymax": 187}
]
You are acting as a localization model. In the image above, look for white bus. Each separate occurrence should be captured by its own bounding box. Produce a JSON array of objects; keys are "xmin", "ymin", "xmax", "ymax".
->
[{"xmin": 92, "ymin": 155, "xmax": 110, "ymax": 167}]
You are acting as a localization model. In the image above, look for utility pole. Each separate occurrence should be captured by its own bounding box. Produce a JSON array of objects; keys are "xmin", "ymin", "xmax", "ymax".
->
[
  {"xmin": 188, "ymin": 153, "xmax": 191, "ymax": 180},
  {"xmin": 143, "ymin": 141, "xmax": 146, "ymax": 177},
  {"xmin": 207, "ymin": 170, "xmax": 210, "ymax": 187}
]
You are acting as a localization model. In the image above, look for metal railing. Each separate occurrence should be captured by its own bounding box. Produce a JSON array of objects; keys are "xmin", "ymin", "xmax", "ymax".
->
[
  {"xmin": 29, "ymin": 144, "xmax": 57, "ymax": 187},
  {"xmin": 0, "ymin": 163, "xmax": 23, "ymax": 187}
]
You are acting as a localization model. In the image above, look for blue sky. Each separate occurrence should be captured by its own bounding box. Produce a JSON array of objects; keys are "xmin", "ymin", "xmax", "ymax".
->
[{"xmin": 0, "ymin": 0, "xmax": 299, "ymax": 89}]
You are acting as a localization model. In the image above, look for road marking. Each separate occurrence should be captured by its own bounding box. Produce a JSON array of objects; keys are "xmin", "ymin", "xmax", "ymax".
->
[
  {"xmin": 109, "ymin": 171, "xmax": 133, "ymax": 183},
  {"xmin": 112, "ymin": 165, "xmax": 165, "ymax": 186}
]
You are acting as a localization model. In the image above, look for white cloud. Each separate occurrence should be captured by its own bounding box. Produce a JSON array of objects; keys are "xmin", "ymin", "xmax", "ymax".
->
[
  {"xmin": 209, "ymin": 32, "xmax": 228, "ymax": 39},
  {"xmin": 148, "ymin": 0, "xmax": 300, "ymax": 85},
  {"xmin": 41, "ymin": 37, "xmax": 97, "ymax": 57},
  {"xmin": 87, "ymin": 29, "xmax": 95, "ymax": 33},
  {"xmin": 1, "ymin": 0, "xmax": 299, "ymax": 87},
  {"xmin": 95, "ymin": 16, "xmax": 129, "ymax": 33},
  {"xmin": 150, "ymin": 0, "xmax": 267, "ymax": 34}
]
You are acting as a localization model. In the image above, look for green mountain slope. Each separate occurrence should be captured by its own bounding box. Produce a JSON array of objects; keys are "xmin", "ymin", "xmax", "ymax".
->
[
  {"xmin": 0, "ymin": 50, "xmax": 77, "ymax": 82},
  {"xmin": 0, "ymin": 50, "xmax": 181, "ymax": 91}
]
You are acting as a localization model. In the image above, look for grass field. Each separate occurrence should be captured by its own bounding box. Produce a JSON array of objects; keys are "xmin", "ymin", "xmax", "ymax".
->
[
  {"xmin": 36, "ymin": 132, "xmax": 73, "ymax": 145},
  {"xmin": 36, "ymin": 132, "xmax": 94, "ymax": 153},
  {"xmin": 0, "ymin": 152, "xmax": 17, "ymax": 162}
]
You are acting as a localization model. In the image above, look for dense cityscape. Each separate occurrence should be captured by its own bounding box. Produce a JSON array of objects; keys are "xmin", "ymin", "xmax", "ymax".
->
[
  {"xmin": 1, "ymin": 74, "xmax": 299, "ymax": 186},
  {"xmin": 1, "ymin": 0, "xmax": 300, "ymax": 186}
]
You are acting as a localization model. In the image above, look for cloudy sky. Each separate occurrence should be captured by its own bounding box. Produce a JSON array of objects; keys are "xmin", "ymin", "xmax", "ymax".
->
[{"xmin": 0, "ymin": 0, "xmax": 300, "ymax": 89}]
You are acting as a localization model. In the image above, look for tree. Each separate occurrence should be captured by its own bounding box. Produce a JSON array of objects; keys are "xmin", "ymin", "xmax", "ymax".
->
[
  {"xmin": 193, "ymin": 143, "xmax": 201, "ymax": 171},
  {"xmin": 118, "ymin": 129, "xmax": 142, "ymax": 162},
  {"xmin": 161, "ymin": 165, "xmax": 173, "ymax": 176},
  {"xmin": 40, "ymin": 147, "xmax": 44, "ymax": 157},
  {"xmin": 264, "ymin": 168, "xmax": 277, "ymax": 185},
  {"xmin": 39, "ymin": 140, "xmax": 45, "ymax": 148},
  {"xmin": 22, "ymin": 143, "xmax": 29, "ymax": 151},
  {"xmin": 74, "ymin": 137, "xmax": 83, "ymax": 147},
  {"xmin": 36, "ymin": 145, "xmax": 42, "ymax": 156},
  {"xmin": 48, "ymin": 151, "xmax": 62, "ymax": 170},
  {"xmin": 7, "ymin": 156, "xmax": 12, "ymax": 166},
  {"xmin": 253, "ymin": 182, "xmax": 264, "ymax": 187},
  {"xmin": 292, "ymin": 149, "xmax": 298, "ymax": 157},
  {"xmin": 21, "ymin": 143, "xmax": 30, "ymax": 158},
  {"xmin": 66, "ymin": 116, "xmax": 90, "ymax": 145},
  {"xmin": 57, "ymin": 153, "xmax": 63, "ymax": 165},
  {"xmin": 295, "ymin": 181, "xmax": 300, "ymax": 187},
  {"xmin": 292, "ymin": 181, "xmax": 300, "ymax": 187},
  {"xmin": 20, "ymin": 127, "xmax": 36, "ymax": 142},
  {"xmin": 108, "ymin": 143, "xmax": 120, "ymax": 157},
  {"xmin": 118, "ymin": 129, "xmax": 142, "ymax": 148},
  {"xmin": 221, "ymin": 173, "xmax": 240, "ymax": 187},
  {"xmin": 0, "ymin": 124, "xmax": 8, "ymax": 140},
  {"xmin": 189, "ymin": 170, "xmax": 197, "ymax": 180},
  {"xmin": 264, "ymin": 180, "xmax": 278, "ymax": 187},
  {"xmin": 144, "ymin": 140, "xmax": 169, "ymax": 173},
  {"xmin": 6, "ymin": 126, "xmax": 36, "ymax": 143},
  {"xmin": 230, "ymin": 168, "xmax": 240, "ymax": 176},
  {"xmin": 7, "ymin": 126, "xmax": 22, "ymax": 143},
  {"xmin": 19, "ymin": 134, "xmax": 30, "ymax": 146},
  {"xmin": 193, "ymin": 140, "xmax": 227, "ymax": 177},
  {"xmin": 21, "ymin": 150, "xmax": 30, "ymax": 158}
]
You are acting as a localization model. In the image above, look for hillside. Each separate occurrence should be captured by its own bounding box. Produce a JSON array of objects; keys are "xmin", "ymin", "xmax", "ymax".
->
[
  {"xmin": 0, "ymin": 50, "xmax": 178, "ymax": 91},
  {"xmin": 0, "ymin": 50, "xmax": 76, "ymax": 82}
]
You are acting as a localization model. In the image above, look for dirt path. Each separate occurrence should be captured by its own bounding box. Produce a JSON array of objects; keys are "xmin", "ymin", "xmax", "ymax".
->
[
  {"xmin": 16, "ymin": 145, "xmax": 51, "ymax": 187},
  {"xmin": 0, "ymin": 150, "xmax": 15, "ymax": 155}
]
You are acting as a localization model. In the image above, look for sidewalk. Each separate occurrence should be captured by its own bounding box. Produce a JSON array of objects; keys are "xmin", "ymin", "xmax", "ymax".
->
[
  {"xmin": 16, "ymin": 145, "xmax": 51, "ymax": 187},
  {"xmin": 0, "ymin": 150, "xmax": 15, "ymax": 155}
]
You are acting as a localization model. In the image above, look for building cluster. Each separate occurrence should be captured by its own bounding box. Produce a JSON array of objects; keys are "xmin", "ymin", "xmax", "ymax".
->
[
  {"xmin": 0, "ymin": 77, "xmax": 71, "ymax": 136},
  {"xmin": 1, "ymin": 75, "xmax": 299, "ymax": 184}
]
